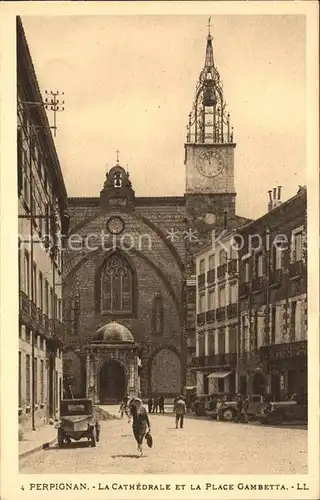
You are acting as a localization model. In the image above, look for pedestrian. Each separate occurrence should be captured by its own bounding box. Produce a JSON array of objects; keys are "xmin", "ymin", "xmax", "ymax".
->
[
  {"xmin": 159, "ymin": 395, "xmax": 165, "ymax": 413},
  {"xmin": 128, "ymin": 398, "xmax": 151, "ymax": 457},
  {"xmin": 174, "ymin": 395, "xmax": 186, "ymax": 429},
  {"xmin": 235, "ymin": 394, "xmax": 243, "ymax": 423},
  {"xmin": 152, "ymin": 397, "xmax": 159, "ymax": 414},
  {"xmin": 242, "ymin": 396, "xmax": 249, "ymax": 423},
  {"xmin": 119, "ymin": 400, "xmax": 125, "ymax": 418},
  {"xmin": 216, "ymin": 398, "xmax": 222, "ymax": 421},
  {"xmin": 147, "ymin": 396, "xmax": 153, "ymax": 414}
]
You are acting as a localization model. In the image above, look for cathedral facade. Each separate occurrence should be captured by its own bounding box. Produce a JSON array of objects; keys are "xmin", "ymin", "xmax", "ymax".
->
[{"xmin": 62, "ymin": 27, "xmax": 248, "ymax": 403}]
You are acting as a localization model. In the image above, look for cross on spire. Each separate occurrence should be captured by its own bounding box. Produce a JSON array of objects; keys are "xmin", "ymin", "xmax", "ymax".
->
[
  {"xmin": 116, "ymin": 149, "xmax": 120, "ymax": 164},
  {"xmin": 207, "ymin": 17, "xmax": 211, "ymax": 36}
]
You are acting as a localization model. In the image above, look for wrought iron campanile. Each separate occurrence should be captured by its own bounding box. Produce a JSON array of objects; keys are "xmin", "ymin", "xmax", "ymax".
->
[{"xmin": 186, "ymin": 19, "xmax": 234, "ymax": 145}]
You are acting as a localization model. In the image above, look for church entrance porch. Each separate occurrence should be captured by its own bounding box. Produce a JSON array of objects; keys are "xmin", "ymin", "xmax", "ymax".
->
[{"xmin": 98, "ymin": 360, "xmax": 126, "ymax": 403}]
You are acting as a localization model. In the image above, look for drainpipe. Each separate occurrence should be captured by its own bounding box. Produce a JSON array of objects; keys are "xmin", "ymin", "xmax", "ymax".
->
[
  {"xmin": 29, "ymin": 129, "xmax": 35, "ymax": 431},
  {"xmin": 236, "ymin": 255, "xmax": 241, "ymax": 394}
]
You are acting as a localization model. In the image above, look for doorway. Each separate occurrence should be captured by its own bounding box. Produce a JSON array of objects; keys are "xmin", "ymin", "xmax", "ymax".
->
[
  {"xmin": 252, "ymin": 373, "xmax": 266, "ymax": 395},
  {"xmin": 99, "ymin": 360, "xmax": 126, "ymax": 403}
]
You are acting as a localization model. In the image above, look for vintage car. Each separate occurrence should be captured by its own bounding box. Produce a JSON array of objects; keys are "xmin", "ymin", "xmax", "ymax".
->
[
  {"xmin": 192, "ymin": 393, "xmax": 231, "ymax": 417},
  {"xmin": 257, "ymin": 393, "xmax": 308, "ymax": 425},
  {"xmin": 218, "ymin": 394, "xmax": 267, "ymax": 422},
  {"xmin": 55, "ymin": 399, "xmax": 100, "ymax": 447}
]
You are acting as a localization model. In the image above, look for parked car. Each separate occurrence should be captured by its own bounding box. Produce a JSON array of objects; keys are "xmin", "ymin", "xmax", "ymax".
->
[
  {"xmin": 257, "ymin": 393, "xmax": 308, "ymax": 425},
  {"xmin": 218, "ymin": 394, "xmax": 266, "ymax": 422},
  {"xmin": 192, "ymin": 393, "xmax": 231, "ymax": 417},
  {"xmin": 55, "ymin": 398, "xmax": 100, "ymax": 447}
]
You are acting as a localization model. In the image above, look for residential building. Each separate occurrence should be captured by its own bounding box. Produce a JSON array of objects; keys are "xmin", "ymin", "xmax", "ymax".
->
[
  {"xmin": 17, "ymin": 17, "xmax": 69, "ymax": 430},
  {"xmin": 237, "ymin": 186, "xmax": 307, "ymax": 400},
  {"xmin": 193, "ymin": 229, "xmax": 242, "ymax": 395}
]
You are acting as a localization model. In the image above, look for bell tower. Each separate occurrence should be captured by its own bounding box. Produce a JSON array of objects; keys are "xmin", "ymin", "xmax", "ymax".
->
[{"xmin": 185, "ymin": 19, "xmax": 236, "ymax": 228}]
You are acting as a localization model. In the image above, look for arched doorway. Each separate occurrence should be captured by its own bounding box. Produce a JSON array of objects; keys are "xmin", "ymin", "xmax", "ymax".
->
[
  {"xmin": 252, "ymin": 373, "xmax": 266, "ymax": 395},
  {"xmin": 99, "ymin": 360, "xmax": 126, "ymax": 403}
]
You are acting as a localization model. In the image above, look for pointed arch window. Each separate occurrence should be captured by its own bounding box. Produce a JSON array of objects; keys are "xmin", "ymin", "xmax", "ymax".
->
[
  {"xmin": 101, "ymin": 254, "xmax": 133, "ymax": 313},
  {"xmin": 152, "ymin": 295, "xmax": 164, "ymax": 336}
]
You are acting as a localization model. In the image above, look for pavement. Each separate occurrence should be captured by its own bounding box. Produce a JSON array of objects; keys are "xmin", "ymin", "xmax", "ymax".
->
[
  {"xmin": 19, "ymin": 406, "xmax": 308, "ymax": 474},
  {"xmin": 19, "ymin": 423, "xmax": 57, "ymax": 460}
]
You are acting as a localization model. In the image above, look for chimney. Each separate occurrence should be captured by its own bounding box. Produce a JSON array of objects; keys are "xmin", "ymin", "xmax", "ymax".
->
[{"xmin": 268, "ymin": 186, "xmax": 282, "ymax": 212}]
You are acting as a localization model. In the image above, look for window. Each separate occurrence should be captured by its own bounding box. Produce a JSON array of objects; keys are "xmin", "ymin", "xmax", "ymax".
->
[
  {"xmin": 34, "ymin": 357, "xmax": 37, "ymax": 405},
  {"xmin": 208, "ymin": 333, "xmax": 215, "ymax": 354},
  {"xmin": 18, "ymin": 239, "xmax": 22, "ymax": 292},
  {"xmin": 152, "ymin": 296, "xmax": 163, "ymax": 335},
  {"xmin": 218, "ymin": 329, "xmax": 225, "ymax": 354},
  {"xmin": 229, "ymin": 283, "xmax": 237, "ymax": 304},
  {"xmin": 26, "ymin": 354, "xmax": 31, "ymax": 405},
  {"xmin": 290, "ymin": 301, "xmax": 297, "ymax": 340},
  {"xmin": 199, "ymin": 294, "xmax": 206, "ymax": 313},
  {"xmin": 19, "ymin": 352, "xmax": 22, "ymax": 407},
  {"xmin": 228, "ymin": 325, "xmax": 237, "ymax": 353},
  {"xmin": 218, "ymin": 285, "xmax": 226, "ymax": 308},
  {"xmin": 24, "ymin": 250, "xmax": 30, "ymax": 297},
  {"xmin": 219, "ymin": 249, "xmax": 227, "ymax": 266},
  {"xmin": 38, "ymin": 272, "xmax": 43, "ymax": 311},
  {"xmin": 242, "ymin": 259, "xmax": 249, "ymax": 283},
  {"xmin": 292, "ymin": 231, "xmax": 303, "ymax": 262},
  {"xmin": 254, "ymin": 253, "xmax": 263, "ymax": 277},
  {"xmin": 198, "ymin": 335, "xmax": 205, "ymax": 357},
  {"xmin": 271, "ymin": 245, "xmax": 284, "ymax": 270},
  {"xmin": 50, "ymin": 288, "xmax": 53, "ymax": 319},
  {"xmin": 208, "ymin": 254, "xmax": 215, "ymax": 270},
  {"xmin": 271, "ymin": 305, "xmax": 276, "ymax": 344},
  {"xmin": 44, "ymin": 280, "xmax": 49, "ymax": 315},
  {"xmin": 101, "ymin": 254, "xmax": 133, "ymax": 313},
  {"xmin": 40, "ymin": 360, "xmax": 44, "ymax": 404},
  {"xmin": 208, "ymin": 290, "xmax": 215, "ymax": 310},
  {"xmin": 32, "ymin": 263, "xmax": 37, "ymax": 303},
  {"xmin": 199, "ymin": 259, "xmax": 205, "ymax": 274}
]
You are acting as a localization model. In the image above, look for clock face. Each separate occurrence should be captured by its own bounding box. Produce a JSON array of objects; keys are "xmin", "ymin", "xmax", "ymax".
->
[
  {"xmin": 196, "ymin": 150, "xmax": 224, "ymax": 178},
  {"xmin": 106, "ymin": 216, "xmax": 125, "ymax": 235}
]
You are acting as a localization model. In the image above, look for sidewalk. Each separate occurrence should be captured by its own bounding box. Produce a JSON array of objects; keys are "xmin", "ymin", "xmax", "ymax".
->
[{"xmin": 19, "ymin": 423, "xmax": 57, "ymax": 460}]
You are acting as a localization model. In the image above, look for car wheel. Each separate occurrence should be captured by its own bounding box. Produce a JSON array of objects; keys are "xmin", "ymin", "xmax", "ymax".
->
[
  {"xmin": 222, "ymin": 409, "xmax": 235, "ymax": 422},
  {"xmin": 57, "ymin": 429, "xmax": 64, "ymax": 448},
  {"xmin": 90, "ymin": 428, "xmax": 96, "ymax": 447},
  {"xmin": 273, "ymin": 412, "xmax": 283, "ymax": 425}
]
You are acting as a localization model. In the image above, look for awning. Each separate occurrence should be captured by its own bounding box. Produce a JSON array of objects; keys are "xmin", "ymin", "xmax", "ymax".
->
[
  {"xmin": 207, "ymin": 371, "xmax": 232, "ymax": 379},
  {"xmin": 185, "ymin": 386, "xmax": 196, "ymax": 391}
]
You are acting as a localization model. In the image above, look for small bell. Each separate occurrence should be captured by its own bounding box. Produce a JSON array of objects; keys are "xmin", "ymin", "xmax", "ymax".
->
[{"xmin": 203, "ymin": 79, "xmax": 217, "ymax": 107}]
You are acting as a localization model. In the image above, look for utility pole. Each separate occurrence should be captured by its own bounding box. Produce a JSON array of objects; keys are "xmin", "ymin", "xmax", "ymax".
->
[{"xmin": 44, "ymin": 90, "xmax": 65, "ymax": 138}]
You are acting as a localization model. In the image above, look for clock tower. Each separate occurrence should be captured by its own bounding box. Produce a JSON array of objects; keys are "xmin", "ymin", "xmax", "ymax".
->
[{"xmin": 185, "ymin": 20, "xmax": 236, "ymax": 228}]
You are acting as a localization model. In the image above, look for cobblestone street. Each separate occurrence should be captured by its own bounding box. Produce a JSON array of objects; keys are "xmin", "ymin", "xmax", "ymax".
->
[{"xmin": 20, "ymin": 411, "xmax": 307, "ymax": 475}]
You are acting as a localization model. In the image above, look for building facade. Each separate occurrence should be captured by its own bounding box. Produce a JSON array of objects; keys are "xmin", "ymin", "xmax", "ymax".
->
[
  {"xmin": 17, "ymin": 18, "xmax": 69, "ymax": 430},
  {"xmin": 193, "ymin": 230, "xmax": 243, "ymax": 395},
  {"xmin": 62, "ymin": 27, "xmax": 248, "ymax": 402},
  {"xmin": 237, "ymin": 186, "xmax": 307, "ymax": 400}
]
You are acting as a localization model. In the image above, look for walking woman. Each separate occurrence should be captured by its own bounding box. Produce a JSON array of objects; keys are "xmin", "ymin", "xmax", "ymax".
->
[{"xmin": 128, "ymin": 398, "xmax": 151, "ymax": 457}]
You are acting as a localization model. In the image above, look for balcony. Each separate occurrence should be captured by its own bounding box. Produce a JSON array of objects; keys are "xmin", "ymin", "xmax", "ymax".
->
[
  {"xmin": 251, "ymin": 276, "xmax": 264, "ymax": 294},
  {"xmin": 19, "ymin": 291, "xmax": 30, "ymax": 323},
  {"xmin": 197, "ymin": 313, "xmax": 206, "ymax": 326},
  {"xmin": 217, "ymin": 264, "xmax": 227, "ymax": 280},
  {"xmin": 49, "ymin": 319, "xmax": 64, "ymax": 339},
  {"xmin": 239, "ymin": 282, "xmax": 250, "ymax": 297},
  {"xmin": 269, "ymin": 268, "xmax": 283, "ymax": 287},
  {"xmin": 227, "ymin": 303, "xmax": 237, "ymax": 318},
  {"xmin": 206, "ymin": 309, "xmax": 215, "ymax": 323},
  {"xmin": 30, "ymin": 300, "xmax": 38, "ymax": 325},
  {"xmin": 288, "ymin": 260, "xmax": 304, "ymax": 279},
  {"xmin": 260, "ymin": 340, "xmax": 307, "ymax": 362},
  {"xmin": 207, "ymin": 268, "xmax": 216, "ymax": 284},
  {"xmin": 191, "ymin": 352, "xmax": 237, "ymax": 369},
  {"xmin": 216, "ymin": 307, "xmax": 226, "ymax": 322},
  {"xmin": 198, "ymin": 273, "xmax": 206, "ymax": 288},
  {"xmin": 37, "ymin": 308, "xmax": 44, "ymax": 333},
  {"xmin": 227, "ymin": 259, "xmax": 238, "ymax": 275}
]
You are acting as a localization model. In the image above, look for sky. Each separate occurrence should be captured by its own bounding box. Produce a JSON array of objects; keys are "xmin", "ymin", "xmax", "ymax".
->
[{"xmin": 21, "ymin": 14, "xmax": 306, "ymax": 219}]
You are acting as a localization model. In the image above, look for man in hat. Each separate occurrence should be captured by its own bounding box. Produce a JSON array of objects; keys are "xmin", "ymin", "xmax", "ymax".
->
[{"xmin": 173, "ymin": 395, "xmax": 186, "ymax": 429}]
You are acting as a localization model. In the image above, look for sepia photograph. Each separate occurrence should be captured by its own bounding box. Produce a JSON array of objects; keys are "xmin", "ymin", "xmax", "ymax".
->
[{"xmin": 0, "ymin": 2, "xmax": 319, "ymax": 499}]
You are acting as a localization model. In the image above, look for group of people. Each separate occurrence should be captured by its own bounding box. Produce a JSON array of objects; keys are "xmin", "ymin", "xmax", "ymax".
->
[{"xmin": 147, "ymin": 396, "xmax": 165, "ymax": 414}]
